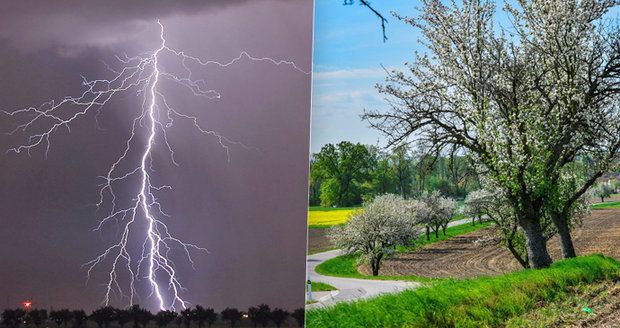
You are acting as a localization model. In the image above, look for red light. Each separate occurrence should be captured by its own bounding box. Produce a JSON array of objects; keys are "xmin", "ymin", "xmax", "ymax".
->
[{"xmin": 23, "ymin": 301, "xmax": 32, "ymax": 308}]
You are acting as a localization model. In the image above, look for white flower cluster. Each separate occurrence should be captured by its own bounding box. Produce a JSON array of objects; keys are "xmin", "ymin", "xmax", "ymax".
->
[{"xmin": 365, "ymin": 1, "xmax": 619, "ymax": 266}]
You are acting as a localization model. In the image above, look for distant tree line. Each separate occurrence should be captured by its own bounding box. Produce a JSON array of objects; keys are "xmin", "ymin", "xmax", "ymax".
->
[
  {"xmin": 309, "ymin": 141, "xmax": 480, "ymax": 207},
  {"xmin": 1, "ymin": 305, "xmax": 304, "ymax": 328}
]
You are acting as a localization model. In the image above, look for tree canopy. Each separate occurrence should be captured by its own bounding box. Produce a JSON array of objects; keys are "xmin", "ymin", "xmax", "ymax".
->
[{"xmin": 363, "ymin": 0, "xmax": 620, "ymax": 268}]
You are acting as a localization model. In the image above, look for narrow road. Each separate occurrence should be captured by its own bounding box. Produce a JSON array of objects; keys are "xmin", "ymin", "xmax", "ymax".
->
[
  {"xmin": 306, "ymin": 217, "xmax": 473, "ymax": 308},
  {"xmin": 306, "ymin": 249, "xmax": 420, "ymax": 308}
]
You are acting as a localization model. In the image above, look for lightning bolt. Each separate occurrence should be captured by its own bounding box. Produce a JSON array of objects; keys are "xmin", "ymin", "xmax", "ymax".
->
[{"xmin": 1, "ymin": 20, "xmax": 309, "ymax": 311}]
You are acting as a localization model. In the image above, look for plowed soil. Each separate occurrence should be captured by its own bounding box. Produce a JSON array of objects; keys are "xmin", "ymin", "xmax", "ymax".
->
[
  {"xmin": 359, "ymin": 208, "xmax": 620, "ymax": 278},
  {"xmin": 307, "ymin": 228, "xmax": 333, "ymax": 254}
]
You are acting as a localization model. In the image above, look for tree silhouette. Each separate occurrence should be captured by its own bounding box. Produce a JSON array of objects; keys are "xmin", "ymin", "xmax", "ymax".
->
[
  {"xmin": 291, "ymin": 308, "xmax": 304, "ymax": 327},
  {"xmin": 138, "ymin": 311, "xmax": 152, "ymax": 328},
  {"xmin": 191, "ymin": 306, "xmax": 216, "ymax": 328},
  {"xmin": 89, "ymin": 307, "xmax": 115, "ymax": 328},
  {"xmin": 270, "ymin": 309, "xmax": 289, "ymax": 328},
  {"xmin": 180, "ymin": 308, "xmax": 193, "ymax": 328},
  {"xmin": 204, "ymin": 309, "xmax": 216, "ymax": 328},
  {"xmin": 255, "ymin": 305, "xmax": 271, "ymax": 327},
  {"xmin": 127, "ymin": 305, "xmax": 151, "ymax": 328},
  {"xmin": 154, "ymin": 311, "xmax": 177, "ymax": 328},
  {"xmin": 247, "ymin": 307, "xmax": 260, "ymax": 328},
  {"xmin": 71, "ymin": 310, "xmax": 87, "ymax": 328},
  {"xmin": 1, "ymin": 304, "xmax": 299, "ymax": 328},
  {"xmin": 113, "ymin": 309, "xmax": 131, "ymax": 328},
  {"xmin": 174, "ymin": 315, "xmax": 183, "ymax": 328},
  {"xmin": 1, "ymin": 309, "xmax": 26, "ymax": 328},
  {"xmin": 50, "ymin": 309, "xmax": 72, "ymax": 328},
  {"xmin": 27, "ymin": 309, "xmax": 48, "ymax": 328},
  {"xmin": 220, "ymin": 308, "xmax": 241, "ymax": 328}
]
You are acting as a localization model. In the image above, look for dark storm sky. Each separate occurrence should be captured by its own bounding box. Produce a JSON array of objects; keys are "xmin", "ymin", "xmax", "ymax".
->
[{"xmin": 0, "ymin": 0, "xmax": 313, "ymax": 312}]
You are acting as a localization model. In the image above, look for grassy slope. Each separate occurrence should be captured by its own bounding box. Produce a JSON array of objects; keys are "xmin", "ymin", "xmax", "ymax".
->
[
  {"xmin": 591, "ymin": 200, "xmax": 620, "ymax": 209},
  {"xmin": 307, "ymin": 282, "xmax": 337, "ymax": 292},
  {"xmin": 306, "ymin": 255, "xmax": 620, "ymax": 328},
  {"xmin": 315, "ymin": 221, "xmax": 493, "ymax": 282},
  {"xmin": 506, "ymin": 278, "xmax": 620, "ymax": 327}
]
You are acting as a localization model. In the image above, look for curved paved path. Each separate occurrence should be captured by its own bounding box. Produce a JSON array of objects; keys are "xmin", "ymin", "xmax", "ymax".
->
[
  {"xmin": 306, "ymin": 249, "xmax": 420, "ymax": 308},
  {"xmin": 306, "ymin": 217, "xmax": 474, "ymax": 308}
]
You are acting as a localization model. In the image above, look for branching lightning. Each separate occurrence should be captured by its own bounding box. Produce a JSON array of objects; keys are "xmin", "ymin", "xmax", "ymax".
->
[{"xmin": 1, "ymin": 21, "xmax": 309, "ymax": 311}]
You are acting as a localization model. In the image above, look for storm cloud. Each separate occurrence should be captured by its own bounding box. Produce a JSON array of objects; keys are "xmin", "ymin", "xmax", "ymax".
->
[{"xmin": 0, "ymin": 0, "xmax": 312, "ymax": 312}]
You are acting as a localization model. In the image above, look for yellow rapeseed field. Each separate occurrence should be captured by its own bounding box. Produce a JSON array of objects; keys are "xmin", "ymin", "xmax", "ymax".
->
[{"xmin": 307, "ymin": 208, "xmax": 359, "ymax": 227}]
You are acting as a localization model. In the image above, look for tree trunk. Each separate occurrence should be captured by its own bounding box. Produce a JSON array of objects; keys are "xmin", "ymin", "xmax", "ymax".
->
[
  {"xmin": 442, "ymin": 225, "xmax": 446, "ymax": 235},
  {"xmin": 520, "ymin": 218, "xmax": 553, "ymax": 269},
  {"xmin": 506, "ymin": 240, "xmax": 529, "ymax": 268},
  {"xmin": 551, "ymin": 213, "xmax": 577, "ymax": 258},
  {"xmin": 434, "ymin": 228, "xmax": 439, "ymax": 239},
  {"xmin": 371, "ymin": 258, "xmax": 380, "ymax": 276},
  {"xmin": 425, "ymin": 225, "xmax": 430, "ymax": 241}
]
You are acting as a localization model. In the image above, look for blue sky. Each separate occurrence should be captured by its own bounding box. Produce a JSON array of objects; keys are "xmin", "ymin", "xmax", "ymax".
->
[
  {"xmin": 311, "ymin": 0, "xmax": 422, "ymax": 153},
  {"xmin": 310, "ymin": 1, "xmax": 620, "ymax": 153}
]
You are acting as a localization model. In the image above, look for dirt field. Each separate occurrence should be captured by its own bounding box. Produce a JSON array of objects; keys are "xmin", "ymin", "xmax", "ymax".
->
[
  {"xmin": 574, "ymin": 280, "xmax": 620, "ymax": 328},
  {"xmin": 358, "ymin": 208, "xmax": 620, "ymax": 278},
  {"xmin": 307, "ymin": 228, "xmax": 333, "ymax": 254}
]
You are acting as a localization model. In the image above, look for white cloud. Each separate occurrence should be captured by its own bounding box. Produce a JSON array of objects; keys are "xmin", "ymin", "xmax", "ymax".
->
[
  {"xmin": 314, "ymin": 89, "xmax": 379, "ymax": 105},
  {"xmin": 313, "ymin": 68, "xmax": 386, "ymax": 80}
]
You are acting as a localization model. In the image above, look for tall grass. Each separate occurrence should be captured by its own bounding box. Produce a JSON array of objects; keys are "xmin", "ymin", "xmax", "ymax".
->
[
  {"xmin": 307, "ymin": 282, "xmax": 337, "ymax": 292},
  {"xmin": 306, "ymin": 255, "xmax": 620, "ymax": 328}
]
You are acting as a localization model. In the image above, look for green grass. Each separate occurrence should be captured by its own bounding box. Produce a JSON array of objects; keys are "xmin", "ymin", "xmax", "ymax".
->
[
  {"xmin": 591, "ymin": 200, "xmax": 620, "ymax": 209},
  {"xmin": 314, "ymin": 253, "xmax": 442, "ymax": 283},
  {"xmin": 306, "ymin": 255, "xmax": 620, "ymax": 328},
  {"xmin": 505, "ymin": 278, "xmax": 615, "ymax": 327},
  {"xmin": 450, "ymin": 212, "xmax": 467, "ymax": 222},
  {"xmin": 315, "ymin": 221, "xmax": 493, "ymax": 282},
  {"xmin": 307, "ymin": 282, "xmax": 337, "ymax": 292}
]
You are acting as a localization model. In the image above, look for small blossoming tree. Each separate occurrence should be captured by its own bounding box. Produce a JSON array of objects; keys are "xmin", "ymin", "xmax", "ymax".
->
[
  {"xmin": 416, "ymin": 191, "xmax": 457, "ymax": 239},
  {"xmin": 329, "ymin": 194, "xmax": 420, "ymax": 276}
]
